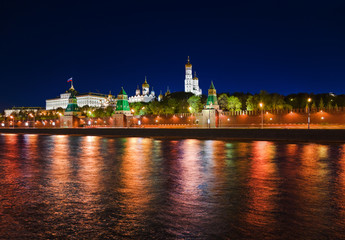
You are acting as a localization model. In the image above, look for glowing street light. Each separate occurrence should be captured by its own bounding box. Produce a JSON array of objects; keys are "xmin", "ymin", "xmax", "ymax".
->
[
  {"xmin": 259, "ymin": 102, "xmax": 264, "ymax": 129},
  {"xmin": 307, "ymin": 98, "xmax": 312, "ymax": 129},
  {"xmin": 29, "ymin": 113, "xmax": 35, "ymax": 128}
]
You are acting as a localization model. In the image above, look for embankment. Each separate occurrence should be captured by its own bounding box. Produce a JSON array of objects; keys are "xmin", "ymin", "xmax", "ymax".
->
[{"xmin": 0, "ymin": 128, "xmax": 345, "ymax": 142}]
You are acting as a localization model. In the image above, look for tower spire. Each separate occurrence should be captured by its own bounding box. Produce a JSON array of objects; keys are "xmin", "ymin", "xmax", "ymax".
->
[{"xmin": 187, "ymin": 56, "xmax": 190, "ymax": 63}]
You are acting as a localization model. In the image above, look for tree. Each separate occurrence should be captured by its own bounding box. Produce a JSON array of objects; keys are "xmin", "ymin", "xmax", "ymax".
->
[
  {"xmin": 187, "ymin": 95, "xmax": 202, "ymax": 113},
  {"xmin": 246, "ymin": 95, "xmax": 256, "ymax": 111},
  {"xmin": 148, "ymin": 101, "xmax": 163, "ymax": 115},
  {"xmin": 105, "ymin": 106, "xmax": 114, "ymax": 116},
  {"xmin": 327, "ymin": 101, "xmax": 333, "ymax": 111},
  {"xmin": 218, "ymin": 94, "xmax": 230, "ymax": 110},
  {"xmin": 270, "ymin": 94, "xmax": 286, "ymax": 110},
  {"xmin": 319, "ymin": 98, "xmax": 324, "ymax": 110},
  {"xmin": 311, "ymin": 102, "xmax": 317, "ymax": 111},
  {"xmin": 163, "ymin": 98, "xmax": 177, "ymax": 114},
  {"xmin": 228, "ymin": 96, "xmax": 242, "ymax": 111},
  {"xmin": 94, "ymin": 108, "xmax": 106, "ymax": 118}
]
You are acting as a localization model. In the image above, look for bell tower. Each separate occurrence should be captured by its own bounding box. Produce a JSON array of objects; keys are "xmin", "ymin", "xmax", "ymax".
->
[{"xmin": 184, "ymin": 56, "xmax": 193, "ymax": 93}]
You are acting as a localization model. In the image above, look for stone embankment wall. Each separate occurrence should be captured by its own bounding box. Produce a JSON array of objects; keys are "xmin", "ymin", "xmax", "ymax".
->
[{"xmin": 1, "ymin": 109, "xmax": 345, "ymax": 128}]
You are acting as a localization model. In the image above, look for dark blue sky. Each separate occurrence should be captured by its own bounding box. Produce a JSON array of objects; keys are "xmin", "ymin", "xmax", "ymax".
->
[{"xmin": 1, "ymin": 0, "xmax": 344, "ymax": 110}]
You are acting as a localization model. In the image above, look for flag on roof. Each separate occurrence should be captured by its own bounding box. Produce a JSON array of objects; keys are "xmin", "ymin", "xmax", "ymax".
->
[{"xmin": 67, "ymin": 77, "xmax": 73, "ymax": 82}]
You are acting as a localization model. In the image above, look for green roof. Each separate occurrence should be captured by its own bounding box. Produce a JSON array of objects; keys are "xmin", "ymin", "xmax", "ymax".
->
[
  {"xmin": 116, "ymin": 99, "xmax": 130, "ymax": 112},
  {"xmin": 209, "ymin": 81, "xmax": 215, "ymax": 89},
  {"xmin": 119, "ymin": 87, "xmax": 127, "ymax": 95},
  {"xmin": 65, "ymin": 92, "xmax": 80, "ymax": 112},
  {"xmin": 65, "ymin": 103, "xmax": 80, "ymax": 112}
]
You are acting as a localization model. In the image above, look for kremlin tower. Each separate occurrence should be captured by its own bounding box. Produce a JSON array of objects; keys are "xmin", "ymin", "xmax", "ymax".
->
[{"xmin": 184, "ymin": 56, "xmax": 202, "ymax": 96}]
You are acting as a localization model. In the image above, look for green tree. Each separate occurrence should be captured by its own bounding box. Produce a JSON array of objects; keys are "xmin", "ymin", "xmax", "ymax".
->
[
  {"xmin": 187, "ymin": 95, "xmax": 202, "ymax": 113},
  {"xmin": 228, "ymin": 96, "xmax": 242, "ymax": 111},
  {"xmin": 327, "ymin": 101, "xmax": 333, "ymax": 111},
  {"xmin": 148, "ymin": 101, "xmax": 163, "ymax": 115},
  {"xmin": 163, "ymin": 98, "xmax": 177, "ymax": 114},
  {"xmin": 246, "ymin": 95, "xmax": 256, "ymax": 111},
  {"xmin": 105, "ymin": 106, "xmax": 114, "ymax": 116},
  {"xmin": 94, "ymin": 108, "xmax": 106, "ymax": 118},
  {"xmin": 311, "ymin": 102, "xmax": 317, "ymax": 111},
  {"xmin": 218, "ymin": 94, "xmax": 230, "ymax": 110},
  {"xmin": 270, "ymin": 94, "xmax": 286, "ymax": 110},
  {"xmin": 319, "ymin": 98, "xmax": 324, "ymax": 110}
]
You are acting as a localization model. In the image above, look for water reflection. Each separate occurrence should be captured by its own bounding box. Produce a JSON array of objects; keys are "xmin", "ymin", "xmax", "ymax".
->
[{"xmin": 0, "ymin": 134, "xmax": 345, "ymax": 239}]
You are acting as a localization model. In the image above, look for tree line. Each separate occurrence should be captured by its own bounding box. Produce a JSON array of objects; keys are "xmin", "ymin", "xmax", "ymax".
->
[{"xmin": 130, "ymin": 91, "xmax": 345, "ymax": 115}]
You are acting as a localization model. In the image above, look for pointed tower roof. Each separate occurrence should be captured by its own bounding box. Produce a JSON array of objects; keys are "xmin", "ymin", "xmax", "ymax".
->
[
  {"xmin": 116, "ymin": 87, "xmax": 130, "ymax": 113},
  {"xmin": 185, "ymin": 56, "xmax": 192, "ymax": 68},
  {"xmin": 206, "ymin": 81, "xmax": 219, "ymax": 109},
  {"xmin": 193, "ymin": 71, "xmax": 198, "ymax": 80},
  {"xmin": 165, "ymin": 86, "xmax": 171, "ymax": 96},
  {"xmin": 142, "ymin": 76, "xmax": 149, "ymax": 88},
  {"xmin": 119, "ymin": 87, "xmax": 127, "ymax": 95},
  {"xmin": 209, "ymin": 81, "xmax": 215, "ymax": 89}
]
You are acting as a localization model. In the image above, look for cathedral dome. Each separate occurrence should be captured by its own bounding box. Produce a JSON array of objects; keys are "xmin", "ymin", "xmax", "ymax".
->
[
  {"xmin": 193, "ymin": 72, "xmax": 198, "ymax": 80},
  {"xmin": 185, "ymin": 56, "xmax": 192, "ymax": 68},
  {"xmin": 142, "ymin": 77, "xmax": 149, "ymax": 88}
]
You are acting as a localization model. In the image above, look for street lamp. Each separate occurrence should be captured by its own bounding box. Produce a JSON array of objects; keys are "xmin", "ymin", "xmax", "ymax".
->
[
  {"xmin": 188, "ymin": 106, "xmax": 194, "ymax": 125},
  {"xmin": 259, "ymin": 102, "xmax": 263, "ymax": 129},
  {"xmin": 10, "ymin": 115, "xmax": 14, "ymax": 128},
  {"xmin": 307, "ymin": 98, "xmax": 312, "ymax": 130},
  {"xmin": 29, "ymin": 113, "xmax": 35, "ymax": 128}
]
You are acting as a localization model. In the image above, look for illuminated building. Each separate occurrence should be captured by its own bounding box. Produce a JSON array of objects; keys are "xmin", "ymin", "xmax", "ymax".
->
[
  {"xmin": 46, "ymin": 83, "xmax": 115, "ymax": 110},
  {"xmin": 60, "ymin": 91, "xmax": 82, "ymax": 128},
  {"xmin": 128, "ymin": 77, "xmax": 155, "ymax": 103},
  {"xmin": 205, "ymin": 81, "xmax": 219, "ymax": 110},
  {"xmin": 184, "ymin": 56, "xmax": 202, "ymax": 96},
  {"xmin": 4, "ymin": 107, "xmax": 43, "ymax": 117},
  {"xmin": 115, "ymin": 87, "xmax": 131, "ymax": 115},
  {"xmin": 199, "ymin": 81, "xmax": 221, "ymax": 127},
  {"xmin": 114, "ymin": 87, "xmax": 133, "ymax": 127}
]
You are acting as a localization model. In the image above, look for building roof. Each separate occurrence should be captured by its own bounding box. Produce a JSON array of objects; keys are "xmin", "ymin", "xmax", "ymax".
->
[
  {"xmin": 209, "ymin": 81, "xmax": 215, "ymax": 90},
  {"xmin": 46, "ymin": 92, "xmax": 110, "ymax": 101},
  {"xmin": 193, "ymin": 71, "xmax": 198, "ymax": 80},
  {"xmin": 118, "ymin": 87, "xmax": 127, "ymax": 96},
  {"xmin": 185, "ymin": 56, "xmax": 192, "ymax": 68},
  {"xmin": 142, "ymin": 76, "xmax": 149, "ymax": 88}
]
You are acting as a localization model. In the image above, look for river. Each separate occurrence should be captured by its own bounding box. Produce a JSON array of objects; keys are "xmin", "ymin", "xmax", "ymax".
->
[{"xmin": 0, "ymin": 134, "xmax": 344, "ymax": 239}]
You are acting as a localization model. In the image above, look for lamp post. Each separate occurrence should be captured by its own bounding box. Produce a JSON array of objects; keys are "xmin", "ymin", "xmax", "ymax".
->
[
  {"xmin": 259, "ymin": 103, "xmax": 263, "ymax": 129},
  {"xmin": 29, "ymin": 113, "xmax": 35, "ymax": 128},
  {"xmin": 208, "ymin": 109, "xmax": 211, "ymax": 129},
  {"xmin": 189, "ymin": 106, "xmax": 194, "ymax": 125},
  {"xmin": 307, "ymin": 98, "xmax": 312, "ymax": 130},
  {"xmin": 10, "ymin": 115, "xmax": 14, "ymax": 128}
]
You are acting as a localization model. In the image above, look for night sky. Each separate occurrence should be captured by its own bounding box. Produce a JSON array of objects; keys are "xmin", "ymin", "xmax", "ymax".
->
[{"xmin": 1, "ymin": 0, "xmax": 344, "ymax": 110}]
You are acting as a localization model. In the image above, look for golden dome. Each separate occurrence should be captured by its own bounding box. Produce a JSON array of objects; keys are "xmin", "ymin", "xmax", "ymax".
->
[
  {"xmin": 185, "ymin": 56, "xmax": 192, "ymax": 68},
  {"xmin": 193, "ymin": 72, "xmax": 198, "ymax": 80},
  {"xmin": 142, "ymin": 76, "xmax": 149, "ymax": 88}
]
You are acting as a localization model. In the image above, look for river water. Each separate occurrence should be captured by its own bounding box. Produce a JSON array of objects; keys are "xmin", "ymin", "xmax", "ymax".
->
[{"xmin": 0, "ymin": 134, "xmax": 344, "ymax": 239}]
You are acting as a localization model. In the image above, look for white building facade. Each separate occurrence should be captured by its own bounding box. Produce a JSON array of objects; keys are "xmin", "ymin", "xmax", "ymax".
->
[
  {"xmin": 46, "ymin": 87, "xmax": 116, "ymax": 110},
  {"xmin": 184, "ymin": 56, "xmax": 202, "ymax": 96},
  {"xmin": 128, "ymin": 77, "xmax": 156, "ymax": 103}
]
